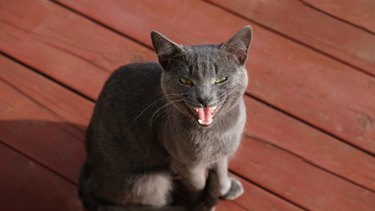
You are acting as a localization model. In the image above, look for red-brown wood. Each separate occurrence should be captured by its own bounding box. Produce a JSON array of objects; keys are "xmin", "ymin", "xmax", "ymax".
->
[
  {"xmin": 207, "ymin": 0, "xmax": 375, "ymax": 75},
  {"xmin": 1, "ymin": 0, "xmax": 375, "ymax": 210},
  {"xmin": 2, "ymin": 0, "xmax": 374, "ymax": 154},
  {"xmin": 0, "ymin": 56, "xmax": 302, "ymax": 210},
  {"xmin": 216, "ymin": 200, "xmax": 247, "ymax": 211},
  {"xmin": 53, "ymin": 0, "xmax": 375, "ymax": 154},
  {"xmin": 231, "ymin": 136, "xmax": 375, "ymax": 211},
  {"xmin": 0, "ymin": 57, "xmax": 93, "ymax": 132},
  {"xmin": 244, "ymin": 97, "xmax": 375, "ymax": 191},
  {"xmin": 5, "ymin": 52, "xmax": 374, "ymax": 195},
  {"xmin": 0, "ymin": 55, "xmax": 374, "ymax": 210},
  {"xmin": 0, "ymin": 61, "xmax": 85, "ymax": 182},
  {"xmin": 304, "ymin": 0, "xmax": 375, "ymax": 33},
  {"xmin": 0, "ymin": 0, "xmax": 155, "ymax": 99},
  {"xmin": 231, "ymin": 175, "xmax": 303, "ymax": 211},
  {"xmin": 0, "ymin": 143, "xmax": 83, "ymax": 211}
]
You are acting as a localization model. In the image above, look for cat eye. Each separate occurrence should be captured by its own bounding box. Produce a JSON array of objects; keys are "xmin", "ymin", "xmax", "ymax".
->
[
  {"xmin": 215, "ymin": 77, "xmax": 228, "ymax": 84},
  {"xmin": 179, "ymin": 78, "xmax": 193, "ymax": 86}
]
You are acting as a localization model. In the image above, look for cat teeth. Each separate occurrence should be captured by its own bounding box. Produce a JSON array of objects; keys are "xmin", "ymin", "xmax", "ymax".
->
[
  {"xmin": 212, "ymin": 106, "xmax": 217, "ymax": 114},
  {"xmin": 198, "ymin": 118, "xmax": 213, "ymax": 126}
]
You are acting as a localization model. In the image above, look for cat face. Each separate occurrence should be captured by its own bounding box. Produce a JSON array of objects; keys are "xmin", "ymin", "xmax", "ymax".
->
[{"xmin": 151, "ymin": 26, "xmax": 252, "ymax": 127}]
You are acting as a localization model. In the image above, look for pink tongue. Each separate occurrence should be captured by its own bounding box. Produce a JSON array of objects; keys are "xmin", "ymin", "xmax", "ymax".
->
[{"xmin": 197, "ymin": 107, "xmax": 213, "ymax": 124}]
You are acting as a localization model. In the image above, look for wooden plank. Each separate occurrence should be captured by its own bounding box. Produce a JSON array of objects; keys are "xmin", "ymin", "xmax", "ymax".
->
[
  {"xmin": 0, "ymin": 143, "xmax": 83, "ymax": 210},
  {"xmin": 231, "ymin": 175, "xmax": 303, "ymax": 211},
  {"xmin": 0, "ymin": 62, "xmax": 85, "ymax": 182},
  {"xmin": 0, "ymin": 56, "xmax": 300, "ymax": 210},
  {"xmin": 244, "ymin": 97, "xmax": 375, "ymax": 191},
  {"xmin": 0, "ymin": 0, "xmax": 155, "ymax": 99},
  {"xmin": 0, "ymin": 57, "xmax": 93, "ymax": 132},
  {"xmin": 54, "ymin": 0, "xmax": 375, "ymax": 154},
  {"xmin": 231, "ymin": 136, "xmax": 375, "ymax": 211},
  {"xmin": 0, "ymin": 1, "xmax": 374, "ymax": 209},
  {"xmin": 2, "ymin": 55, "xmax": 373, "ymax": 210},
  {"xmin": 207, "ymin": 0, "xmax": 375, "ymax": 75},
  {"xmin": 217, "ymin": 201, "xmax": 247, "ymax": 211},
  {"xmin": 304, "ymin": 0, "xmax": 375, "ymax": 33}
]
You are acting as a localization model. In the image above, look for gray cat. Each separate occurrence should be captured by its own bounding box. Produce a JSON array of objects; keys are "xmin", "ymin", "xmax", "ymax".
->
[{"xmin": 79, "ymin": 25, "xmax": 253, "ymax": 211}]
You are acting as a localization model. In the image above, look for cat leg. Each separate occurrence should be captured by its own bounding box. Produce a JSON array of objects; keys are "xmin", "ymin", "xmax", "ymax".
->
[
  {"xmin": 213, "ymin": 157, "xmax": 244, "ymax": 200},
  {"xmin": 92, "ymin": 172, "xmax": 173, "ymax": 210},
  {"xmin": 171, "ymin": 160, "xmax": 206, "ymax": 203},
  {"xmin": 129, "ymin": 173, "xmax": 173, "ymax": 207}
]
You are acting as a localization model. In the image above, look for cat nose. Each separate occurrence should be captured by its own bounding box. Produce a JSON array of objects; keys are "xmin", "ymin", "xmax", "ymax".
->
[{"xmin": 197, "ymin": 97, "xmax": 211, "ymax": 107}]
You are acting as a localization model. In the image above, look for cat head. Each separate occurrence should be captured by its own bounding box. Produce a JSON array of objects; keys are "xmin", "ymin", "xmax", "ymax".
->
[{"xmin": 151, "ymin": 26, "xmax": 252, "ymax": 127}]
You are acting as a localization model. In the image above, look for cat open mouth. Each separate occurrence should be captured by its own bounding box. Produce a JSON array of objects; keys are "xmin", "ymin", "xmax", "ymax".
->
[
  {"xmin": 192, "ymin": 106, "xmax": 221, "ymax": 127},
  {"xmin": 194, "ymin": 107, "xmax": 215, "ymax": 126},
  {"xmin": 184, "ymin": 101, "xmax": 225, "ymax": 127}
]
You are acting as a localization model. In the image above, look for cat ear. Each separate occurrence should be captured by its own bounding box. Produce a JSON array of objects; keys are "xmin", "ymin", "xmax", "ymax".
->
[
  {"xmin": 151, "ymin": 31, "xmax": 183, "ymax": 69},
  {"xmin": 221, "ymin": 25, "xmax": 253, "ymax": 65}
]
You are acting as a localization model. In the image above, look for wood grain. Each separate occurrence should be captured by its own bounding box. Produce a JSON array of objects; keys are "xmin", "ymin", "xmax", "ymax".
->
[
  {"xmin": 208, "ymin": 0, "xmax": 375, "ymax": 75},
  {"xmin": 231, "ymin": 136, "xmax": 375, "ymax": 211},
  {"xmin": 0, "ymin": 0, "xmax": 155, "ymax": 99},
  {"xmin": 244, "ymin": 97, "xmax": 375, "ymax": 191},
  {"xmin": 0, "ymin": 143, "xmax": 83, "ymax": 211},
  {"xmin": 304, "ymin": 0, "xmax": 375, "ymax": 33},
  {"xmin": 2, "ymin": 55, "xmax": 374, "ymax": 210},
  {"xmin": 0, "ymin": 55, "xmax": 301, "ymax": 210},
  {"xmin": 53, "ymin": 0, "xmax": 375, "ymax": 153},
  {"xmin": 0, "ymin": 60, "xmax": 85, "ymax": 182},
  {"xmin": 1, "ymin": 0, "xmax": 374, "ymax": 210}
]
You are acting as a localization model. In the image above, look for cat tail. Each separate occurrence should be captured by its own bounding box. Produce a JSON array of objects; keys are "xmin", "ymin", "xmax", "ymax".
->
[{"xmin": 97, "ymin": 170, "xmax": 221, "ymax": 211}]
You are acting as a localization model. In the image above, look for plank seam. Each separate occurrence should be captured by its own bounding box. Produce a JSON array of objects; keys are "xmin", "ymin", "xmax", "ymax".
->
[
  {"xmin": 50, "ymin": 0, "xmax": 154, "ymax": 52},
  {"xmin": 49, "ymin": 0, "xmax": 375, "ymax": 155},
  {"xmin": 0, "ymin": 78, "xmax": 85, "ymax": 141},
  {"xmin": 0, "ymin": 51, "xmax": 95, "ymax": 103},
  {"xmin": 299, "ymin": 0, "xmax": 375, "ymax": 35},
  {"xmin": 0, "ymin": 51, "xmax": 303, "ymax": 209},
  {"xmin": 36, "ymin": 37, "xmax": 111, "ymax": 73},
  {"xmin": 244, "ymin": 133, "xmax": 375, "ymax": 193},
  {"xmin": 246, "ymin": 93, "xmax": 375, "ymax": 157},
  {"xmin": 228, "ymin": 170, "xmax": 308, "ymax": 210},
  {"xmin": 0, "ymin": 52, "xmax": 91, "ymax": 134},
  {"xmin": 0, "ymin": 140, "xmax": 78, "ymax": 185},
  {"xmin": 1, "ymin": 19, "xmax": 111, "ymax": 74},
  {"xmin": 53, "ymin": 0, "xmax": 375, "ymax": 78},
  {"xmin": 204, "ymin": 0, "xmax": 375, "ymax": 77},
  {"xmin": 3, "ymin": 33, "xmax": 374, "ymax": 196}
]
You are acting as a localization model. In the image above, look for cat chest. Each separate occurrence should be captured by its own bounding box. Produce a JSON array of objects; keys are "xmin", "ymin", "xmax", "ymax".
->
[{"xmin": 166, "ymin": 131, "xmax": 241, "ymax": 164}]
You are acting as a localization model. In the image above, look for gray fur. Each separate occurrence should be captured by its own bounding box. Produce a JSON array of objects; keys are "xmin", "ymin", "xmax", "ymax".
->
[{"xmin": 79, "ymin": 25, "xmax": 252, "ymax": 211}]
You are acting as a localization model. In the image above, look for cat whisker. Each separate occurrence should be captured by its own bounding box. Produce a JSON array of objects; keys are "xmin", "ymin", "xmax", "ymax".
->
[
  {"xmin": 148, "ymin": 99, "xmax": 183, "ymax": 128},
  {"xmin": 130, "ymin": 94, "xmax": 182, "ymax": 125}
]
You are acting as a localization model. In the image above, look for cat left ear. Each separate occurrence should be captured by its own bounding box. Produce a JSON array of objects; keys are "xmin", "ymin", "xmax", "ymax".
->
[
  {"xmin": 221, "ymin": 25, "xmax": 253, "ymax": 65},
  {"xmin": 151, "ymin": 31, "xmax": 183, "ymax": 69}
]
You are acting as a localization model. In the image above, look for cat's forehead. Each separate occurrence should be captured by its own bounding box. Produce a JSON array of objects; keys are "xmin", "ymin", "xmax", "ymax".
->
[{"xmin": 181, "ymin": 45, "xmax": 230, "ymax": 68}]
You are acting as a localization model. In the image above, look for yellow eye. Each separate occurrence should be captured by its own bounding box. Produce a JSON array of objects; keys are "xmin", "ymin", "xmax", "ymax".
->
[
  {"xmin": 179, "ymin": 78, "xmax": 193, "ymax": 86},
  {"xmin": 215, "ymin": 77, "xmax": 228, "ymax": 84}
]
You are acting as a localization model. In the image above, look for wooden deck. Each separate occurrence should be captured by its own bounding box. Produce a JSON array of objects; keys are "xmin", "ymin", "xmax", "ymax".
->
[{"xmin": 1, "ymin": 0, "xmax": 374, "ymax": 210}]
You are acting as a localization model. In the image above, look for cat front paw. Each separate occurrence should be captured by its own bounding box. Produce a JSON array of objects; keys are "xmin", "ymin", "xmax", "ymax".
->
[{"xmin": 220, "ymin": 178, "xmax": 244, "ymax": 200}]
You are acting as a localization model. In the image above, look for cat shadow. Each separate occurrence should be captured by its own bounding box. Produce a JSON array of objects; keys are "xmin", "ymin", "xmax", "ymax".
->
[{"xmin": 0, "ymin": 119, "xmax": 189, "ymax": 207}]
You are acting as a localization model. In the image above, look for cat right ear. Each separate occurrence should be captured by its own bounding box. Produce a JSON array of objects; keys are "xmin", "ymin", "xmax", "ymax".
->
[
  {"xmin": 151, "ymin": 31, "xmax": 183, "ymax": 69},
  {"xmin": 221, "ymin": 25, "xmax": 253, "ymax": 65}
]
